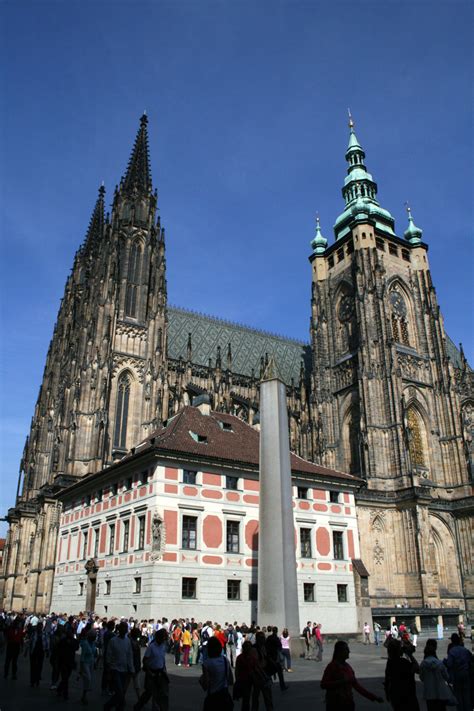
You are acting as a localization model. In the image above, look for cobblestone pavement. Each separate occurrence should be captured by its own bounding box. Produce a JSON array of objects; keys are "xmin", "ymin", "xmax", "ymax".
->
[{"xmin": 0, "ymin": 636, "xmax": 461, "ymax": 711}]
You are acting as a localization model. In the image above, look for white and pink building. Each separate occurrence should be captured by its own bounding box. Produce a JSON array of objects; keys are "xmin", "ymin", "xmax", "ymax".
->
[{"xmin": 50, "ymin": 404, "xmax": 368, "ymax": 633}]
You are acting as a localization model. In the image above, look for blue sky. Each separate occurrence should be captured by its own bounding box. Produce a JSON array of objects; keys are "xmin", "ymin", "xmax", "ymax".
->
[{"xmin": 1, "ymin": 0, "xmax": 473, "ymax": 535}]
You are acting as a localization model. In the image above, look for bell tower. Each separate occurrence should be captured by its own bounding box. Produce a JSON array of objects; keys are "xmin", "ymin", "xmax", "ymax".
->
[{"xmin": 309, "ymin": 116, "xmax": 473, "ymax": 612}]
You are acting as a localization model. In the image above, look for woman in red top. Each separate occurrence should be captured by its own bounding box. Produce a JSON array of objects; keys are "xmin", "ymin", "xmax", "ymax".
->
[
  {"xmin": 214, "ymin": 624, "xmax": 227, "ymax": 650},
  {"xmin": 321, "ymin": 641, "xmax": 383, "ymax": 711}
]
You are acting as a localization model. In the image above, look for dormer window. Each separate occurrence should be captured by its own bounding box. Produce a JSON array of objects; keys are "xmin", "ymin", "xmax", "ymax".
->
[
  {"xmin": 219, "ymin": 421, "xmax": 233, "ymax": 432},
  {"xmin": 189, "ymin": 431, "xmax": 207, "ymax": 443}
]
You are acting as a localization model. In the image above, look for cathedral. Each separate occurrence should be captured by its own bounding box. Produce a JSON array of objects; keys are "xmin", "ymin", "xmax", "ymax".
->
[{"xmin": 2, "ymin": 115, "xmax": 473, "ymax": 619}]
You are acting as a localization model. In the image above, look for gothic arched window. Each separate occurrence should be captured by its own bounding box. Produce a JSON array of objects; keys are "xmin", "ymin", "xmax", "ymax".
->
[
  {"xmin": 407, "ymin": 406, "xmax": 426, "ymax": 468},
  {"xmin": 125, "ymin": 242, "xmax": 142, "ymax": 318},
  {"xmin": 114, "ymin": 373, "xmax": 131, "ymax": 449},
  {"xmin": 389, "ymin": 289, "xmax": 411, "ymax": 347}
]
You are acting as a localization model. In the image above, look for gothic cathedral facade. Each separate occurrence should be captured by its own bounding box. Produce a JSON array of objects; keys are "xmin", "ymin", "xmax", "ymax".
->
[{"xmin": 2, "ymin": 116, "xmax": 473, "ymax": 616}]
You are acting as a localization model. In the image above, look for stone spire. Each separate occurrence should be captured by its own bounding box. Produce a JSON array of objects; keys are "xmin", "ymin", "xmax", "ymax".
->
[
  {"xmin": 122, "ymin": 113, "xmax": 152, "ymax": 194},
  {"xmin": 334, "ymin": 112, "xmax": 395, "ymax": 240},
  {"xmin": 82, "ymin": 184, "xmax": 105, "ymax": 255},
  {"xmin": 311, "ymin": 214, "xmax": 328, "ymax": 254},
  {"xmin": 404, "ymin": 203, "xmax": 423, "ymax": 244}
]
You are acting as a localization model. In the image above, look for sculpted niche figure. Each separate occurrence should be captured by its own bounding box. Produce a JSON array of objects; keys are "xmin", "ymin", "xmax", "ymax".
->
[{"xmin": 151, "ymin": 512, "xmax": 164, "ymax": 560}]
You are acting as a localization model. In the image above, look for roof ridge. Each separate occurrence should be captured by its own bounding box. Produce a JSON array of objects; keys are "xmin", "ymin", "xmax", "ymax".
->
[{"xmin": 168, "ymin": 304, "xmax": 309, "ymax": 346}]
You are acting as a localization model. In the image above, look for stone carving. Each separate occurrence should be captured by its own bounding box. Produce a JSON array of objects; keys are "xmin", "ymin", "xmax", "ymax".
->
[
  {"xmin": 333, "ymin": 358, "xmax": 357, "ymax": 392},
  {"xmin": 112, "ymin": 355, "xmax": 145, "ymax": 382},
  {"xmin": 85, "ymin": 558, "xmax": 99, "ymax": 576},
  {"xmin": 398, "ymin": 352, "xmax": 430, "ymax": 384},
  {"xmin": 151, "ymin": 512, "xmax": 165, "ymax": 561},
  {"xmin": 373, "ymin": 539, "xmax": 384, "ymax": 565},
  {"xmin": 370, "ymin": 509, "xmax": 386, "ymax": 531}
]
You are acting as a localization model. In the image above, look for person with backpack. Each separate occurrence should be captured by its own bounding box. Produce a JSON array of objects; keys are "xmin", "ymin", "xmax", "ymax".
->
[
  {"xmin": 200, "ymin": 636, "xmax": 234, "ymax": 710},
  {"xmin": 201, "ymin": 621, "xmax": 213, "ymax": 662}
]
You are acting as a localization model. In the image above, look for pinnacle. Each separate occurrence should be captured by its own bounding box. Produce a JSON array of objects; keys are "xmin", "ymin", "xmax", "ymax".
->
[
  {"xmin": 83, "ymin": 185, "xmax": 105, "ymax": 252},
  {"xmin": 122, "ymin": 114, "xmax": 152, "ymax": 194}
]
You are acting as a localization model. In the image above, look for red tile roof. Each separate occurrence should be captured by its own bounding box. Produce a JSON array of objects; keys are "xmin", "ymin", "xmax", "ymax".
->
[{"xmin": 127, "ymin": 406, "xmax": 359, "ymax": 483}]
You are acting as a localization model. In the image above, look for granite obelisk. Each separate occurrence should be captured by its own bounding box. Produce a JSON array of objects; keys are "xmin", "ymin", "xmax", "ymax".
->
[{"xmin": 257, "ymin": 358, "xmax": 300, "ymax": 635}]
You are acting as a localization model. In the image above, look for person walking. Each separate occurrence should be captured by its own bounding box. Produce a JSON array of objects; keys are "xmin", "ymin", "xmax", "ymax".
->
[
  {"xmin": 4, "ymin": 617, "xmax": 23, "ymax": 680},
  {"xmin": 252, "ymin": 631, "xmax": 274, "ymax": 711},
  {"xmin": 280, "ymin": 629, "xmax": 292, "ymax": 672},
  {"xmin": 321, "ymin": 640, "xmax": 383, "ymax": 711},
  {"xmin": 373, "ymin": 622, "xmax": 382, "ymax": 646},
  {"xmin": 235, "ymin": 640, "xmax": 267, "ymax": 711},
  {"xmin": 384, "ymin": 638, "xmax": 420, "ymax": 710},
  {"xmin": 79, "ymin": 629, "xmax": 97, "ymax": 705},
  {"xmin": 265, "ymin": 627, "xmax": 288, "ymax": 691},
  {"xmin": 410, "ymin": 622, "xmax": 419, "ymax": 648},
  {"xmin": 129, "ymin": 627, "xmax": 142, "ymax": 699},
  {"xmin": 419, "ymin": 638, "xmax": 457, "ymax": 711},
  {"xmin": 56, "ymin": 628, "xmax": 79, "ymax": 701},
  {"xmin": 446, "ymin": 633, "xmax": 472, "ymax": 711},
  {"xmin": 134, "ymin": 628, "xmax": 169, "ymax": 711},
  {"xmin": 315, "ymin": 623, "xmax": 324, "ymax": 662},
  {"xmin": 200, "ymin": 636, "xmax": 234, "ymax": 710},
  {"xmin": 363, "ymin": 622, "xmax": 371, "ymax": 645},
  {"xmin": 182, "ymin": 625, "xmax": 192, "ymax": 668},
  {"xmin": 104, "ymin": 620, "xmax": 134, "ymax": 711},
  {"xmin": 303, "ymin": 621, "xmax": 312, "ymax": 660},
  {"xmin": 226, "ymin": 625, "xmax": 237, "ymax": 669},
  {"xmin": 28, "ymin": 621, "xmax": 46, "ymax": 687}
]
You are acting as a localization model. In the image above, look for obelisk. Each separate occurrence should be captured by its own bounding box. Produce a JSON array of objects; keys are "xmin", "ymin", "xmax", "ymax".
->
[{"xmin": 257, "ymin": 357, "xmax": 300, "ymax": 636}]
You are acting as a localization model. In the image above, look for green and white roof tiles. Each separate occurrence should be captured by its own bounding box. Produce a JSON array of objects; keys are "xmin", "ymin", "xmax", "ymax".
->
[{"xmin": 168, "ymin": 306, "xmax": 311, "ymax": 386}]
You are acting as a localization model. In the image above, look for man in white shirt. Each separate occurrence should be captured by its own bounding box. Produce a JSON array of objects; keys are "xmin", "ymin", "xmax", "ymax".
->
[{"xmin": 104, "ymin": 621, "xmax": 134, "ymax": 711}]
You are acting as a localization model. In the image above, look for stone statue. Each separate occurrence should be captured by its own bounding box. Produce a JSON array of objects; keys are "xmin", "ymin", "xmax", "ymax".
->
[{"xmin": 151, "ymin": 513, "xmax": 164, "ymax": 561}]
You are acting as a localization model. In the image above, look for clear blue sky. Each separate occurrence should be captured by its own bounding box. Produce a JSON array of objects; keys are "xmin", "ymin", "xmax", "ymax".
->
[{"xmin": 1, "ymin": 0, "xmax": 473, "ymax": 535}]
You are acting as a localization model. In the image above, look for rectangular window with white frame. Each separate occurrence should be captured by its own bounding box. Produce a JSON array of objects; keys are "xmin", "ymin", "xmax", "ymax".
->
[
  {"xmin": 227, "ymin": 579, "xmax": 241, "ymax": 600},
  {"xmin": 182, "ymin": 577, "xmax": 197, "ymax": 599},
  {"xmin": 303, "ymin": 582, "xmax": 315, "ymax": 602},
  {"xmin": 108, "ymin": 523, "xmax": 116, "ymax": 555},
  {"xmin": 300, "ymin": 528, "xmax": 312, "ymax": 558},
  {"xmin": 337, "ymin": 584, "xmax": 348, "ymax": 602},
  {"xmin": 137, "ymin": 515, "xmax": 146, "ymax": 550},
  {"xmin": 226, "ymin": 520, "xmax": 240, "ymax": 553},
  {"xmin": 134, "ymin": 577, "xmax": 142, "ymax": 594},
  {"xmin": 333, "ymin": 531, "xmax": 345, "ymax": 560},
  {"xmin": 94, "ymin": 528, "xmax": 100, "ymax": 558},
  {"xmin": 122, "ymin": 519, "xmax": 130, "ymax": 552},
  {"xmin": 182, "ymin": 515, "xmax": 197, "ymax": 550},
  {"xmin": 105, "ymin": 579, "xmax": 111, "ymax": 596},
  {"xmin": 82, "ymin": 530, "xmax": 88, "ymax": 560}
]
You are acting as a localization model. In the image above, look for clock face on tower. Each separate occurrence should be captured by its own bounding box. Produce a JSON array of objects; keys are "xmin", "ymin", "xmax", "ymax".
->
[
  {"xmin": 389, "ymin": 291, "xmax": 407, "ymax": 318},
  {"xmin": 338, "ymin": 294, "xmax": 355, "ymax": 323}
]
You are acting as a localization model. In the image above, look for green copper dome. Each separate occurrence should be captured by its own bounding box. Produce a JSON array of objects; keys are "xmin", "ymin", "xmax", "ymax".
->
[
  {"xmin": 311, "ymin": 215, "xmax": 328, "ymax": 254},
  {"xmin": 404, "ymin": 205, "xmax": 423, "ymax": 244},
  {"xmin": 334, "ymin": 116, "xmax": 395, "ymax": 240}
]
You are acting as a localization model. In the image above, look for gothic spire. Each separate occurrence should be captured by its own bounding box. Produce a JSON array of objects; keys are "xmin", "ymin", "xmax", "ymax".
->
[
  {"xmin": 122, "ymin": 113, "xmax": 152, "ymax": 194},
  {"xmin": 334, "ymin": 113, "xmax": 395, "ymax": 240},
  {"xmin": 82, "ymin": 184, "xmax": 105, "ymax": 254}
]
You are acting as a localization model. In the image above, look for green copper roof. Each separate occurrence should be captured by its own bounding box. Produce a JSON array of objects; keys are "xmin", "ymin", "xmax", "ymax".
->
[
  {"xmin": 311, "ymin": 216, "xmax": 328, "ymax": 254},
  {"xmin": 404, "ymin": 206, "xmax": 423, "ymax": 244},
  {"xmin": 334, "ymin": 119, "xmax": 396, "ymax": 240},
  {"xmin": 167, "ymin": 306, "xmax": 310, "ymax": 385}
]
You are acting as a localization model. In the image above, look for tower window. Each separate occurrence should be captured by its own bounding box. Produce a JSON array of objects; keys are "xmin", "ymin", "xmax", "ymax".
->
[
  {"xmin": 337, "ymin": 248, "xmax": 344, "ymax": 263},
  {"xmin": 376, "ymin": 237, "xmax": 385, "ymax": 251},
  {"xmin": 402, "ymin": 249, "xmax": 411, "ymax": 262},
  {"xmin": 125, "ymin": 242, "xmax": 142, "ymax": 318},
  {"xmin": 389, "ymin": 243, "xmax": 398, "ymax": 256},
  {"xmin": 407, "ymin": 407, "xmax": 427, "ymax": 469},
  {"xmin": 114, "ymin": 373, "xmax": 131, "ymax": 449},
  {"xmin": 328, "ymin": 256, "xmax": 334, "ymax": 269}
]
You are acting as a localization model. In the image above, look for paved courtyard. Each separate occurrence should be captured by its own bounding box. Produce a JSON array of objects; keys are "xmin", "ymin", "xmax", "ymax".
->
[{"xmin": 0, "ymin": 636, "xmax": 462, "ymax": 711}]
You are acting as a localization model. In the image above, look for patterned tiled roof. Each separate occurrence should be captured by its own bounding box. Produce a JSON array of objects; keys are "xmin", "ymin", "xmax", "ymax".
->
[
  {"xmin": 131, "ymin": 407, "xmax": 360, "ymax": 482},
  {"xmin": 445, "ymin": 335, "xmax": 471, "ymax": 371},
  {"xmin": 168, "ymin": 306, "xmax": 311, "ymax": 385}
]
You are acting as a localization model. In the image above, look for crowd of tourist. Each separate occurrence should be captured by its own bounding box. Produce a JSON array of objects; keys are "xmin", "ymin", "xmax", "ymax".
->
[{"xmin": 1, "ymin": 610, "xmax": 473, "ymax": 710}]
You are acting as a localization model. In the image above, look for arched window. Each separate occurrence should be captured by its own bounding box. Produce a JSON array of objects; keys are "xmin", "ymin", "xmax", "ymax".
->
[
  {"xmin": 125, "ymin": 242, "xmax": 142, "ymax": 318},
  {"xmin": 407, "ymin": 406, "xmax": 426, "ymax": 468},
  {"xmin": 389, "ymin": 289, "xmax": 411, "ymax": 347},
  {"xmin": 114, "ymin": 373, "xmax": 131, "ymax": 449}
]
